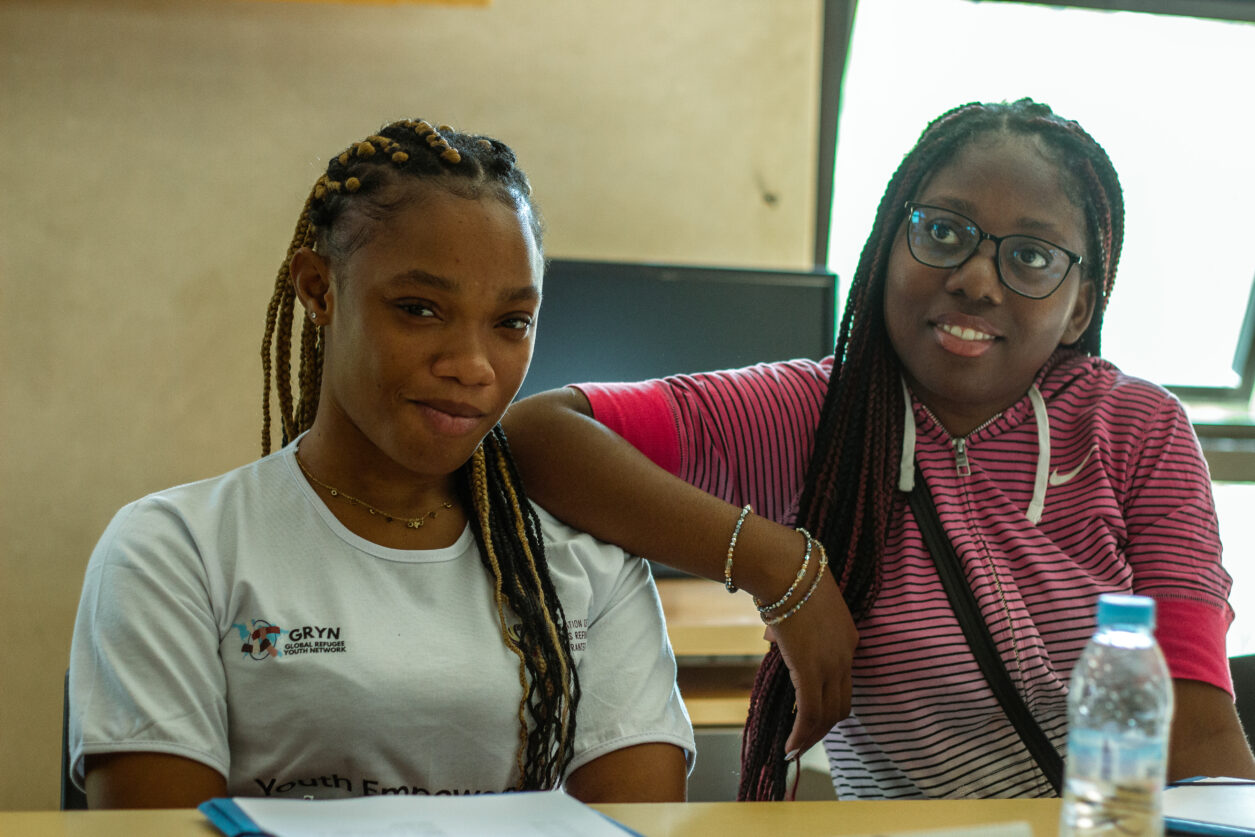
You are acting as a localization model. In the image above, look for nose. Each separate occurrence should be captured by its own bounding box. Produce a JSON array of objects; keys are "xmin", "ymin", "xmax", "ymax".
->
[
  {"xmin": 942, "ymin": 239, "xmax": 1003, "ymax": 304},
  {"xmin": 432, "ymin": 327, "xmax": 495, "ymax": 387}
]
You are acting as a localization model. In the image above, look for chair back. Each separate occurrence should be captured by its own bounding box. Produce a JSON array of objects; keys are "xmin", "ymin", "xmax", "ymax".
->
[
  {"xmin": 1231, "ymin": 653, "xmax": 1255, "ymax": 751},
  {"xmin": 62, "ymin": 670, "xmax": 88, "ymax": 809}
]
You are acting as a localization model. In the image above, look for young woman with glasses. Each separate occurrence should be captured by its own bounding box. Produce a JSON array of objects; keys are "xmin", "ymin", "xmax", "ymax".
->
[
  {"xmin": 68, "ymin": 119, "xmax": 693, "ymax": 808},
  {"xmin": 503, "ymin": 99, "xmax": 1255, "ymax": 799}
]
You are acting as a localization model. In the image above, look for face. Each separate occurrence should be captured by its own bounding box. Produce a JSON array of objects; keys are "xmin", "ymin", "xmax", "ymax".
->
[
  {"xmin": 883, "ymin": 134, "xmax": 1096, "ymax": 436},
  {"xmin": 296, "ymin": 186, "xmax": 543, "ymax": 484}
]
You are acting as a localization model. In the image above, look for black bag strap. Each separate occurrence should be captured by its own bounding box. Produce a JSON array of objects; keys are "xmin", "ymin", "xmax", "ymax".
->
[{"xmin": 906, "ymin": 464, "xmax": 1064, "ymax": 794}]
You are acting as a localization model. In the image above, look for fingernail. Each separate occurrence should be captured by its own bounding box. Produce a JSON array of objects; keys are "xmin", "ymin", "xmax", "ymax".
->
[{"xmin": 784, "ymin": 749, "xmax": 800, "ymax": 762}]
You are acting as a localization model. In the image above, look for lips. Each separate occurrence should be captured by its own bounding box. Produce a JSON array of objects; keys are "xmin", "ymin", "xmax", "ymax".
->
[
  {"xmin": 413, "ymin": 399, "xmax": 488, "ymax": 436},
  {"xmin": 937, "ymin": 322, "xmax": 994, "ymax": 342},
  {"xmin": 931, "ymin": 314, "xmax": 1001, "ymax": 359}
]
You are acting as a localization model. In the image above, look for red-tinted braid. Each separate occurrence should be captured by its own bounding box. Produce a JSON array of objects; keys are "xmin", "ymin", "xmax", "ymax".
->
[
  {"xmin": 737, "ymin": 118, "xmax": 956, "ymax": 800},
  {"xmin": 1018, "ymin": 112, "xmax": 1124, "ymax": 355},
  {"xmin": 1077, "ymin": 158, "xmax": 1118, "ymax": 295},
  {"xmin": 737, "ymin": 99, "xmax": 1125, "ymax": 800},
  {"xmin": 737, "ymin": 644, "xmax": 794, "ymax": 799}
]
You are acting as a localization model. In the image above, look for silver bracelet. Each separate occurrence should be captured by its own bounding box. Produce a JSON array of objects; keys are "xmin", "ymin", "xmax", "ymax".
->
[
  {"xmin": 755, "ymin": 528, "xmax": 813, "ymax": 614},
  {"xmin": 762, "ymin": 541, "xmax": 829, "ymax": 626},
  {"xmin": 724, "ymin": 504, "xmax": 753, "ymax": 593}
]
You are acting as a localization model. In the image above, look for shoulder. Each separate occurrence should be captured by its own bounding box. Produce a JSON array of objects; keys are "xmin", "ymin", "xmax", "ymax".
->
[
  {"xmin": 530, "ymin": 504, "xmax": 636, "ymax": 566},
  {"xmin": 678, "ymin": 356, "xmax": 833, "ymax": 393},
  {"xmin": 528, "ymin": 504, "xmax": 654, "ymax": 603},
  {"xmin": 580, "ymin": 358, "xmax": 832, "ymax": 474},
  {"xmin": 1036, "ymin": 352, "xmax": 1202, "ymax": 486},
  {"xmin": 93, "ymin": 451, "xmax": 294, "ymax": 565},
  {"xmin": 660, "ymin": 357, "xmax": 833, "ymax": 421},
  {"xmin": 581, "ymin": 356, "xmax": 832, "ymax": 406},
  {"xmin": 1040, "ymin": 351, "xmax": 1182, "ymax": 424}
]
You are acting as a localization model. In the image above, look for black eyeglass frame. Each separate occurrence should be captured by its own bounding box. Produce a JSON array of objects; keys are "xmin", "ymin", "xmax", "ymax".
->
[{"xmin": 902, "ymin": 202, "xmax": 1084, "ymax": 300}]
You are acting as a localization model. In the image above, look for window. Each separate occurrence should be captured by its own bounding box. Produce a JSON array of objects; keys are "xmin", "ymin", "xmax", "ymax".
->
[
  {"xmin": 826, "ymin": 0, "xmax": 1255, "ymax": 403},
  {"xmin": 1216, "ymin": 482, "xmax": 1255, "ymax": 654},
  {"xmin": 824, "ymin": 0, "xmax": 1255, "ymax": 654}
]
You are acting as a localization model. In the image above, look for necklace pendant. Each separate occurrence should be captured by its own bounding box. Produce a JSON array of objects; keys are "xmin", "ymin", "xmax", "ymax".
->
[{"xmin": 294, "ymin": 450, "xmax": 450, "ymax": 531}]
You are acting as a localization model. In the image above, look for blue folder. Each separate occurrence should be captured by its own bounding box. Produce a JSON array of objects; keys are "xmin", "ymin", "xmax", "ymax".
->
[
  {"xmin": 199, "ymin": 798, "xmax": 270, "ymax": 837},
  {"xmin": 197, "ymin": 795, "xmax": 644, "ymax": 837}
]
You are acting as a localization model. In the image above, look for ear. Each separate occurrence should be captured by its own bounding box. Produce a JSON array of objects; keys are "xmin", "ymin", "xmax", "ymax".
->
[
  {"xmin": 290, "ymin": 247, "xmax": 334, "ymax": 324},
  {"xmin": 1060, "ymin": 279, "xmax": 1097, "ymax": 346}
]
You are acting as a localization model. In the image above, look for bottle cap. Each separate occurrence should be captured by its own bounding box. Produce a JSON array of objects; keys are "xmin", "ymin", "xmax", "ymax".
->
[{"xmin": 1096, "ymin": 593, "xmax": 1156, "ymax": 630}]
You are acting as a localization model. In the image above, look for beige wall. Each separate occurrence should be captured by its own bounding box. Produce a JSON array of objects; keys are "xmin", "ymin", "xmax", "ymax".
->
[{"xmin": 0, "ymin": 0, "xmax": 823, "ymax": 810}]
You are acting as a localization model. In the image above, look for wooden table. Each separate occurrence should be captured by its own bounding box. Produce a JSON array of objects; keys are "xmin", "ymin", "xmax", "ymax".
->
[
  {"xmin": 656, "ymin": 577, "xmax": 768, "ymax": 728},
  {"xmin": 657, "ymin": 577, "xmax": 768, "ymax": 661},
  {"xmin": 0, "ymin": 799, "xmax": 1063, "ymax": 836}
]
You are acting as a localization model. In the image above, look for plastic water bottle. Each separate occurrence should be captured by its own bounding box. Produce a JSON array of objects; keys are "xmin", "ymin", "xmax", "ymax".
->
[{"xmin": 1060, "ymin": 594, "xmax": 1174, "ymax": 837}]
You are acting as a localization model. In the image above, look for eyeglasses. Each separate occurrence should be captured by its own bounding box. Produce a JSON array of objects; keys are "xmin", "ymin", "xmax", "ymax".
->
[{"xmin": 903, "ymin": 202, "xmax": 1083, "ymax": 300}]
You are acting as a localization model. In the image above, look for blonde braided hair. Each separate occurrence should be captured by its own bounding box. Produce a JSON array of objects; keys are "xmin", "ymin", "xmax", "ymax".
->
[{"xmin": 260, "ymin": 121, "xmax": 573, "ymax": 789}]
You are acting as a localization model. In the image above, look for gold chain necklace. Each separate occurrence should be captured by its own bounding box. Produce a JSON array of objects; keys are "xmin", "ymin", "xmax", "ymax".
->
[{"xmin": 295, "ymin": 453, "xmax": 452, "ymax": 529}]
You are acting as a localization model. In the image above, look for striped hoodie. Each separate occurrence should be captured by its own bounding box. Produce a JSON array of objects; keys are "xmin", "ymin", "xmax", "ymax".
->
[{"xmin": 577, "ymin": 349, "xmax": 1233, "ymax": 799}]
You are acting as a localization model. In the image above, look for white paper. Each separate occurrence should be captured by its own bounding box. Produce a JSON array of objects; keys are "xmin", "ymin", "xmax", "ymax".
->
[
  {"xmin": 232, "ymin": 792, "xmax": 633, "ymax": 837},
  {"xmin": 1164, "ymin": 777, "xmax": 1255, "ymax": 828}
]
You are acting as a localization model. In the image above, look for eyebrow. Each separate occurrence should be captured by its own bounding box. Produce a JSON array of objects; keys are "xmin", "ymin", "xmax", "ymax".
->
[
  {"xmin": 385, "ymin": 269, "xmax": 541, "ymax": 303},
  {"xmin": 929, "ymin": 197, "xmax": 1070, "ymax": 239}
]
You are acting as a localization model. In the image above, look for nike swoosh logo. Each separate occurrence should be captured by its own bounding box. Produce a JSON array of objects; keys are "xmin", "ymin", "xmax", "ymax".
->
[{"xmin": 1049, "ymin": 445, "xmax": 1097, "ymax": 487}]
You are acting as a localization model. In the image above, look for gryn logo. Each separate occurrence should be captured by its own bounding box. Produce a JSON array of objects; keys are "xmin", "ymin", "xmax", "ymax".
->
[
  {"xmin": 233, "ymin": 619, "xmax": 282, "ymax": 660},
  {"xmin": 1049, "ymin": 444, "xmax": 1098, "ymax": 487}
]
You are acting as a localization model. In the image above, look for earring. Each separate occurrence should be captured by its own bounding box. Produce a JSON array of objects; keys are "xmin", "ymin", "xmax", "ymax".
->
[{"xmin": 308, "ymin": 310, "xmax": 317, "ymax": 323}]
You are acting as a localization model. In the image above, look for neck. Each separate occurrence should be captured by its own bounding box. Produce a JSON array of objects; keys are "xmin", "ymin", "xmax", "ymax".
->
[
  {"xmin": 919, "ymin": 401, "xmax": 1007, "ymax": 439},
  {"xmin": 295, "ymin": 422, "xmax": 459, "ymax": 518}
]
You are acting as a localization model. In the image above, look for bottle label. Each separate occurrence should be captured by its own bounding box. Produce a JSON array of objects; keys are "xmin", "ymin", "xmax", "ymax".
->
[{"xmin": 1067, "ymin": 728, "xmax": 1167, "ymax": 781}]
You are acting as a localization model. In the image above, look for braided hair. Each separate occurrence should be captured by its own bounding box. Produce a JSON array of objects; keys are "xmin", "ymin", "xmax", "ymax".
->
[
  {"xmin": 739, "ymin": 99, "xmax": 1125, "ymax": 800},
  {"xmin": 260, "ymin": 120, "xmax": 578, "ymax": 790}
]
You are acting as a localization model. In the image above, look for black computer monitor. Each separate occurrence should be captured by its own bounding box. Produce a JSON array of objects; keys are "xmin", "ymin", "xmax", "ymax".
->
[
  {"xmin": 520, "ymin": 259, "xmax": 837, "ymax": 398},
  {"xmin": 518, "ymin": 259, "xmax": 837, "ymax": 579}
]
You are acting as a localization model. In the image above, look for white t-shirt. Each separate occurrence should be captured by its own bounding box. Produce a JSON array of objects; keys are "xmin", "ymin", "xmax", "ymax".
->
[{"xmin": 69, "ymin": 441, "xmax": 694, "ymax": 797}]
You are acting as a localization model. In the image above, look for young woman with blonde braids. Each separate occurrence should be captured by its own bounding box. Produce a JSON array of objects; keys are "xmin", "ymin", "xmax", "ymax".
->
[
  {"xmin": 68, "ymin": 119, "xmax": 692, "ymax": 808},
  {"xmin": 504, "ymin": 99, "xmax": 1255, "ymax": 800}
]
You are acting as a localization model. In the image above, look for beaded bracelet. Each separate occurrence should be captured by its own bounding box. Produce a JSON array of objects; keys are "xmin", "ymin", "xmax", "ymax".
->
[
  {"xmin": 724, "ymin": 504, "xmax": 753, "ymax": 593},
  {"xmin": 755, "ymin": 528, "xmax": 813, "ymax": 614},
  {"xmin": 761, "ymin": 541, "xmax": 829, "ymax": 626}
]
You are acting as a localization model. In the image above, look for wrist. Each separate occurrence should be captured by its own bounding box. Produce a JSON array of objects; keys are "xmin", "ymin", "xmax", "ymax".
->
[
  {"xmin": 759, "ymin": 534, "xmax": 827, "ymax": 626},
  {"xmin": 723, "ymin": 513, "xmax": 809, "ymax": 601}
]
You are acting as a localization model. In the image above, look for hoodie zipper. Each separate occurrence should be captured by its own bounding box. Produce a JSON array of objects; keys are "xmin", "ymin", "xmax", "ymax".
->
[
  {"xmin": 918, "ymin": 404, "xmax": 1002, "ymax": 477},
  {"xmin": 953, "ymin": 438, "xmax": 971, "ymax": 476}
]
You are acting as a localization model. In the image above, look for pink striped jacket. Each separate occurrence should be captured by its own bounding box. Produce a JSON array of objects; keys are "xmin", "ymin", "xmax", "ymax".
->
[{"xmin": 578, "ymin": 349, "xmax": 1233, "ymax": 799}]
